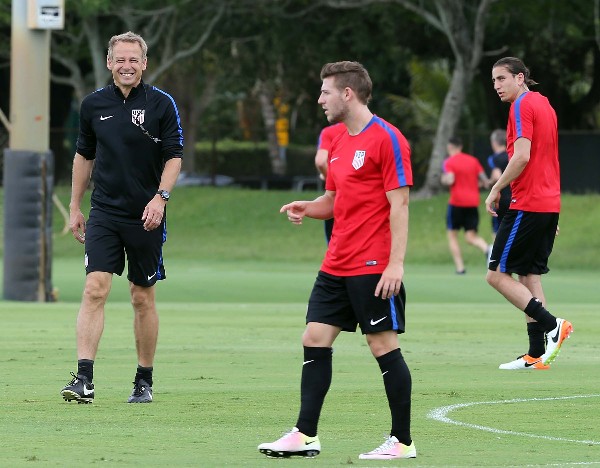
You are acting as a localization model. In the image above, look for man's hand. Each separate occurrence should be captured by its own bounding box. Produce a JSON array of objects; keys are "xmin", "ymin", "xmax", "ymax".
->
[
  {"xmin": 70, "ymin": 210, "xmax": 86, "ymax": 244},
  {"xmin": 280, "ymin": 201, "xmax": 308, "ymax": 225},
  {"xmin": 375, "ymin": 263, "xmax": 404, "ymax": 300},
  {"xmin": 142, "ymin": 196, "xmax": 166, "ymax": 231},
  {"xmin": 485, "ymin": 189, "xmax": 501, "ymax": 216}
]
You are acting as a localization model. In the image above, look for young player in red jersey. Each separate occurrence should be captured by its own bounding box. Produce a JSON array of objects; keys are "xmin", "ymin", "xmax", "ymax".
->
[
  {"xmin": 441, "ymin": 136, "xmax": 491, "ymax": 274},
  {"xmin": 314, "ymin": 123, "xmax": 346, "ymax": 243},
  {"xmin": 259, "ymin": 61, "xmax": 416, "ymax": 460},
  {"xmin": 486, "ymin": 57, "xmax": 572, "ymax": 371}
]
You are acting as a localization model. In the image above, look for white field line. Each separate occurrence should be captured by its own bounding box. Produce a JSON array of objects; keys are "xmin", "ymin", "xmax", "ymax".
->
[{"xmin": 427, "ymin": 394, "xmax": 600, "ymax": 445}]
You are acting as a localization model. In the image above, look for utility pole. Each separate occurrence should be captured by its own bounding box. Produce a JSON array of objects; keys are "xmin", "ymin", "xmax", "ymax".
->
[{"xmin": 3, "ymin": 0, "xmax": 64, "ymax": 301}]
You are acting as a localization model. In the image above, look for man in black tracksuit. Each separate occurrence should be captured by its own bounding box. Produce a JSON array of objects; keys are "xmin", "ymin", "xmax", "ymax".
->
[{"xmin": 61, "ymin": 31, "xmax": 183, "ymax": 404}]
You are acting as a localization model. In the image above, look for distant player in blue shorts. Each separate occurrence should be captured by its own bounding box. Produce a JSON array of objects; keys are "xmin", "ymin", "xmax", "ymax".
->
[
  {"xmin": 487, "ymin": 129, "xmax": 511, "ymax": 237},
  {"xmin": 441, "ymin": 136, "xmax": 491, "ymax": 274}
]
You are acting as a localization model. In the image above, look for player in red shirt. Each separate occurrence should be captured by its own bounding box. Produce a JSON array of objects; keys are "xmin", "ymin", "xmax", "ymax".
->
[
  {"xmin": 259, "ymin": 61, "xmax": 416, "ymax": 460},
  {"xmin": 314, "ymin": 123, "xmax": 346, "ymax": 243},
  {"xmin": 486, "ymin": 57, "xmax": 572, "ymax": 371},
  {"xmin": 441, "ymin": 136, "xmax": 491, "ymax": 274}
]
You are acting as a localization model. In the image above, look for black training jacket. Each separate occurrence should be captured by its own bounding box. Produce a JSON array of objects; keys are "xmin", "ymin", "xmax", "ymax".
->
[{"xmin": 76, "ymin": 81, "xmax": 183, "ymax": 220}]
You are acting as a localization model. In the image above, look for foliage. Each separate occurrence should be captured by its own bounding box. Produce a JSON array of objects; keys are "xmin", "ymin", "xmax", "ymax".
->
[
  {"xmin": 480, "ymin": 0, "xmax": 600, "ymax": 129},
  {"xmin": 0, "ymin": 0, "xmax": 11, "ymax": 64},
  {"xmin": 3, "ymin": 0, "xmax": 600, "ymax": 187}
]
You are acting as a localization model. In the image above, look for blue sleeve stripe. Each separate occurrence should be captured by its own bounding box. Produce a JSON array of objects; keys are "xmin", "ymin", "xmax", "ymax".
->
[
  {"xmin": 488, "ymin": 155, "xmax": 495, "ymax": 168},
  {"xmin": 152, "ymin": 86, "xmax": 184, "ymax": 146},
  {"xmin": 372, "ymin": 116, "xmax": 407, "ymax": 186},
  {"xmin": 500, "ymin": 210, "xmax": 523, "ymax": 273},
  {"xmin": 513, "ymin": 92, "xmax": 528, "ymax": 138}
]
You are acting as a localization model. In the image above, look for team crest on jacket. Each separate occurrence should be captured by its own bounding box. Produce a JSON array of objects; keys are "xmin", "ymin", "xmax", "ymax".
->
[
  {"xmin": 352, "ymin": 150, "xmax": 366, "ymax": 170},
  {"xmin": 132, "ymin": 109, "xmax": 145, "ymax": 126}
]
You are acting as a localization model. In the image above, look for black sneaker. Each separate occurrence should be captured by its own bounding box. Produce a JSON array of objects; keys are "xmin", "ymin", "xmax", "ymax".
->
[
  {"xmin": 127, "ymin": 379, "xmax": 153, "ymax": 403},
  {"xmin": 61, "ymin": 372, "xmax": 94, "ymax": 404}
]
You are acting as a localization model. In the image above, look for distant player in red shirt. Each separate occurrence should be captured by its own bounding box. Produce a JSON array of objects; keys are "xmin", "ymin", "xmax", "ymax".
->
[
  {"xmin": 259, "ymin": 61, "xmax": 416, "ymax": 460},
  {"xmin": 441, "ymin": 136, "xmax": 491, "ymax": 274},
  {"xmin": 486, "ymin": 57, "xmax": 572, "ymax": 371},
  {"xmin": 314, "ymin": 123, "xmax": 346, "ymax": 243}
]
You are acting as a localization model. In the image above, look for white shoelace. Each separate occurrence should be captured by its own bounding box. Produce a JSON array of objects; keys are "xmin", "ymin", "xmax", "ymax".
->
[{"xmin": 370, "ymin": 436, "xmax": 397, "ymax": 453}]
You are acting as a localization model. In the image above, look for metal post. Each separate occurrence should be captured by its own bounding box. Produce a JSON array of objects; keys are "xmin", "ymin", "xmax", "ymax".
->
[
  {"xmin": 9, "ymin": 0, "xmax": 51, "ymax": 151},
  {"xmin": 3, "ymin": 0, "xmax": 60, "ymax": 301}
]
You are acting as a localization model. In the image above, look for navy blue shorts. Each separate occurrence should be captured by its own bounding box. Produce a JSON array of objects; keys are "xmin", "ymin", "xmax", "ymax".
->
[
  {"xmin": 306, "ymin": 271, "xmax": 406, "ymax": 335},
  {"xmin": 488, "ymin": 210, "xmax": 559, "ymax": 276},
  {"xmin": 446, "ymin": 205, "xmax": 479, "ymax": 231},
  {"xmin": 84, "ymin": 209, "xmax": 167, "ymax": 287}
]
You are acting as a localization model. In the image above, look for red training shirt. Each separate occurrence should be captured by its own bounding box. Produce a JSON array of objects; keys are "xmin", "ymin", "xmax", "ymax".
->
[
  {"xmin": 317, "ymin": 122, "xmax": 346, "ymax": 151},
  {"xmin": 323, "ymin": 116, "xmax": 413, "ymax": 276},
  {"xmin": 507, "ymin": 91, "xmax": 560, "ymax": 212},
  {"xmin": 442, "ymin": 152, "xmax": 484, "ymax": 207}
]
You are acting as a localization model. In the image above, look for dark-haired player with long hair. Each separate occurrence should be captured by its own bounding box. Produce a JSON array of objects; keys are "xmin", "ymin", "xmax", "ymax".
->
[{"xmin": 486, "ymin": 57, "xmax": 572, "ymax": 371}]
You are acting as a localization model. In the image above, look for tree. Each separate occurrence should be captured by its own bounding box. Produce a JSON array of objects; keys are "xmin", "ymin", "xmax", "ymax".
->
[
  {"xmin": 51, "ymin": 0, "xmax": 226, "ymax": 103},
  {"xmin": 480, "ymin": 0, "xmax": 600, "ymax": 131},
  {"xmin": 325, "ymin": 0, "xmax": 498, "ymax": 196},
  {"xmin": 222, "ymin": 0, "xmax": 420, "ymax": 175},
  {"xmin": 45, "ymin": 0, "xmax": 227, "ymax": 178}
]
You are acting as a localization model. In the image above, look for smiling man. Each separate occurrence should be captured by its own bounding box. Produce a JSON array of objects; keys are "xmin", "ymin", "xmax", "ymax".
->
[
  {"xmin": 259, "ymin": 61, "xmax": 416, "ymax": 460},
  {"xmin": 486, "ymin": 57, "xmax": 572, "ymax": 371},
  {"xmin": 60, "ymin": 32, "xmax": 183, "ymax": 404}
]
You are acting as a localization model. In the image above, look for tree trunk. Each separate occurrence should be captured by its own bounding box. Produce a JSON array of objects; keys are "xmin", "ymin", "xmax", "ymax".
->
[
  {"xmin": 417, "ymin": 63, "xmax": 471, "ymax": 197},
  {"xmin": 414, "ymin": 0, "xmax": 493, "ymax": 196}
]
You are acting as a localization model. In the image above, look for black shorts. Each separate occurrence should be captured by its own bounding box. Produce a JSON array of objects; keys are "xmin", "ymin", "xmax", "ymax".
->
[
  {"xmin": 84, "ymin": 209, "xmax": 167, "ymax": 287},
  {"xmin": 446, "ymin": 205, "xmax": 479, "ymax": 231},
  {"xmin": 488, "ymin": 210, "xmax": 559, "ymax": 276},
  {"xmin": 307, "ymin": 271, "xmax": 406, "ymax": 335}
]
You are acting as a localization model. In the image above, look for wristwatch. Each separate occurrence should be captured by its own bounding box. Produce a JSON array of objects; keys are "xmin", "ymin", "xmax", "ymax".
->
[{"xmin": 157, "ymin": 189, "xmax": 170, "ymax": 202}]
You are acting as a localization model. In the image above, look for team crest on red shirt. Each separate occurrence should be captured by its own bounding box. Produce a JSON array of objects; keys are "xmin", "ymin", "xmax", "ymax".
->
[
  {"xmin": 352, "ymin": 150, "xmax": 366, "ymax": 170},
  {"xmin": 132, "ymin": 109, "xmax": 145, "ymax": 126}
]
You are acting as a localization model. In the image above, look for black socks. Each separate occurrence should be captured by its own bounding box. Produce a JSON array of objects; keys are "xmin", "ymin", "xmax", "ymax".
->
[
  {"xmin": 77, "ymin": 359, "xmax": 94, "ymax": 382},
  {"xmin": 135, "ymin": 365, "xmax": 154, "ymax": 387},
  {"xmin": 527, "ymin": 321, "xmax": 546, "ymax": 358},
  {"xmin": 296, "ymin": 347, "xmax": 333, "ymax": 437},
  {"xmin": 524, "ymin": 297, "xmax": 557, "ymax": 332},
  {"xmin": 76, "ymin": 360, "xmax": 153, "ymax": 387},
  {"xmin": 295, "ymin": 346, "xmax": 412, "ymax": 446},
  {"xmin": 376, "ymin": 349, "xmax": 412, "ymax": 446}
]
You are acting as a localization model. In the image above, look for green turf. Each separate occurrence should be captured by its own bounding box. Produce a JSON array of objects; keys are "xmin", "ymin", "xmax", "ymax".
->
[
  {"xmin": 1, "ymin": 187, "xmax": 599, "ymax": 465},
  {"xmin": 39, "ymin": 187, "xmax": 600, "ymax": 269},
  {"xmin": 0, "ymin": 261, "xmax": 598, "ymax": 466}
]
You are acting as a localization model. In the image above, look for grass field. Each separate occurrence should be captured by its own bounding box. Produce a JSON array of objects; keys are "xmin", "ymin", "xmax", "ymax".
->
[
  {"xmin": 0, "ymin": 260, "xmax": 598, "ymax": 467},
  {"xmin": 0, "ymin": 187, "xmax": 599, "ymax": 466},
  {"xmin": 33, "ymin": 187, "xmax": 600, "ymax": 269}
]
